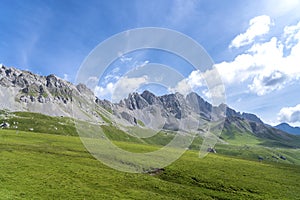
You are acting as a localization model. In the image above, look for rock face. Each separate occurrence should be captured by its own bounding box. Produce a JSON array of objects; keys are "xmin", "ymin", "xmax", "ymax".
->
[
  {"xmin": 0, "ymin": 65, "xmax": 97, "ymax": 120},
  {"xmin": 114, "ymin": 90, "xmax": 221, "ymax": 131},
  {"xmin": 0, "ymin": 66, "xmax": 72, "ymax": 104},
  {"xmin": 113, "ymin": 90, "xmax": 267, "ymax": 132}
]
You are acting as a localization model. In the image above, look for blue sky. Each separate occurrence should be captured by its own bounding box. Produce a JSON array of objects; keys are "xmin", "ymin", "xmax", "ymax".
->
[{"xmin": 1, "ymin": 0, "xmax": 300, "ymax": 126}]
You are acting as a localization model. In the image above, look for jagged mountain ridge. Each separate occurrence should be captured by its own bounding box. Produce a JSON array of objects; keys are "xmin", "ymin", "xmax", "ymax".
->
[
  {"xmin": 0, "ymin": 65, "xmax": 261, "ymax": 123},
  {"xmin": 0, "ymin": 65, "xmax": 299, "ymax": 147},
  {"xmin": 116, "ymin": 91, "xmax": 265, "ymax": 128},
  {"xmin": 111, "ymin": 90, "xmax": 300, "ymax": 147}
]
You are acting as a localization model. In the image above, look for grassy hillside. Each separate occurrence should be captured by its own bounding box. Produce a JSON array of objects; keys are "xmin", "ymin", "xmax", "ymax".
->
[
  {"xmin": 222, "ymin": 122, "xmax": 300, "ymax": 148},
  {"xmin": 3, "ymin": 110, "xmax": 300, "ymax": 149},
  {"xmin": 0, "ymin": 111, "xmax": 76, "ymax": 136},
  {"xmin": 1, "ymin": 129, "xmax": 300, "ymax": 199},
  {"xmin": 1, "ymin": 110, "xmax": 300, "ymax": 199},
  {"xmin": 1, "ymin": 110, "xmax": 300, "ymax": 165}
]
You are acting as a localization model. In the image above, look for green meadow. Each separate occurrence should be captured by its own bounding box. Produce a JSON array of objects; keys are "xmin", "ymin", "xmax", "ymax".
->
[{"xmin": 1, "ymin": 129, "xmax": 300, "ymax": 199}]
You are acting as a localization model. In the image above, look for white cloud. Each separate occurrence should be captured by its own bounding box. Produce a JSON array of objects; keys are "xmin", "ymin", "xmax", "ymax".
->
[
  {"xmin": 94, "ymin": 82, "xmax": 115, "ymax": 99},
  {"xmin": 216, "ymin": 18, "xmax": 300, "ymax": 96},
  {"xmin": 284, "ymin": 21, "xmax": 300, "ymax": 49},
  {"xmin": 112, "ymin": 67, "xmax": 120, "ymax": 73},
  {"xmin": 188, "ymin": 70, "xmax": 205, "ymax": 87},
  {"xmin": 104, "ymin": 74, "xmax": 120, "ymax": 84},
  {"xmin": 169, "ymin": 79, "xmax": 191, "ymax": 95},
  {"xmin": 168, "ymin": 70, "xmax": 204, "ymax": 95},
  {"xmin": 117, "ymin": 51, "xmax": 133, "ymax": 63},
  {"xmin": 278, "ymin": 104, "xmax": 300, "ymax": 123},
  {"xmin": 120, "ymin": 55, "xmax": 133, "ymax": 63},
  {"xmin": 85, "ymin": 76, "xmax": 99, "ymax": 89},
  {"xmin": 202, "ymin": 84, "xmax": 225, "ymax": 101},
  {"xmin": 215, "ymin": 54, "xmax": 256, "ymax": 84},
  {"xmin": 112, "ymin": 76, "xmax": 148, "ymax": 102},
  {"xmin": 136, "ymin": 60, "xmax": 149, "ymax": 68},
  {"xmin": 63, "ymin": 74, "xmax": 69, "ymax": 81},
  {"xmin": 93, "ymin": 59, "xmax": 150, "ymax": 101},
  {"xmin": 168, "ymin": 68, "xmax": 225, "ymax": 105},
  {"xmin": 230, "ymin": 15, "xmax": 273, "ymax": 48},
  {"xmin": 248, "ymin": 71, "xmax": 287, "ymax": 96},
  {"xmin": 95, "ymin": 76, "xmax": 149, "ymax": 102}
]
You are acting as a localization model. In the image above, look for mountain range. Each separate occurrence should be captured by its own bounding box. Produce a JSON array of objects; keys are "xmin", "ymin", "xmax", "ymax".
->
[{"xmin": 1, "ymin": 64, "xmax": 300, "ymax": 148}]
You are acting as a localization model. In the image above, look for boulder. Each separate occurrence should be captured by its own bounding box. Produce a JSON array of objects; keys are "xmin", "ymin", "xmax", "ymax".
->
[
  {"xmin": 207, "ymin": 147, "xmax": 217, "ymax": 153},
  {"xmin": 0, "ymin": 122, "xmax": 10, "ymax": 128}
]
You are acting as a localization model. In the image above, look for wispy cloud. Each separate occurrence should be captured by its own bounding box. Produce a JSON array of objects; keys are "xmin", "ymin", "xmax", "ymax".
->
[
  {"xmin": 119, "ymin": 55, "xmax": 133, "ymax": 63},
  {"xmin": 166, "ymin": 0, "xmax": 199, "ymax": 27},
  {"xmin": 264, "ymin": 0, "xmax": 300, "ymax": 17}
]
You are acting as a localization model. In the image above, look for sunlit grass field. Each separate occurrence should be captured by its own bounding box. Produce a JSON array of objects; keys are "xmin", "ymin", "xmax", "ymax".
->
[{"xmin": 1, "ymin": 129, "xmax": 300, "ymax": 199}]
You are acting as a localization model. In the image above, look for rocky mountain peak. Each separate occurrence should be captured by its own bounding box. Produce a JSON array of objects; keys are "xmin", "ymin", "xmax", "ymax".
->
[
  {"xmin": 124, "ymin": 92, "xmax": 149, "ymax": 110},
  {"xmin": 76, "ymin": 83, "xmax": 94, "ymax": 97},
  {"xmin": 141, "ymin": 90, "xmax": 160, "ymax": 105}
]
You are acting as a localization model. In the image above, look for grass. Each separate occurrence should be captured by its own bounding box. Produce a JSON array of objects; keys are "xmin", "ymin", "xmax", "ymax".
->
[
  {"xmin": 2, "ymin": 110, "xmax": 300, "ymax": 199},
  {"xmin": 1, "ymin": 129, "xmax": 300, "ymax": 199},
  {"xmin": 137, "ymin": 120, "xmax": 145, "ymax": 127},
  {"xmin": 221, "ymin": 128, "xmax": 262, "ymax": 145},
  {"xmin": 1, "ymin": 111, "xmax": 76, "ymax": 136},
  {"xmin": 221, "ymin": 123, "xmax": 300, "ymax": 148},
  {"xmin": 95, "ymin": 111, "xmax": 111, "ymax": 124},
  {"xmin": 2, "ymin": 111, "xmax": 300, "ymax": 164}
]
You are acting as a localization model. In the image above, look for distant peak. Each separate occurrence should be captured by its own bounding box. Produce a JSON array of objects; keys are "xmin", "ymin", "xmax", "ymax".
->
[
  {"xmin": 277, "ymin": 122, "xmax": 290, "ymax": 126},
  {"xmin": 275, "ymin": 122, "xmax": 300, "ymax": 135}
]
